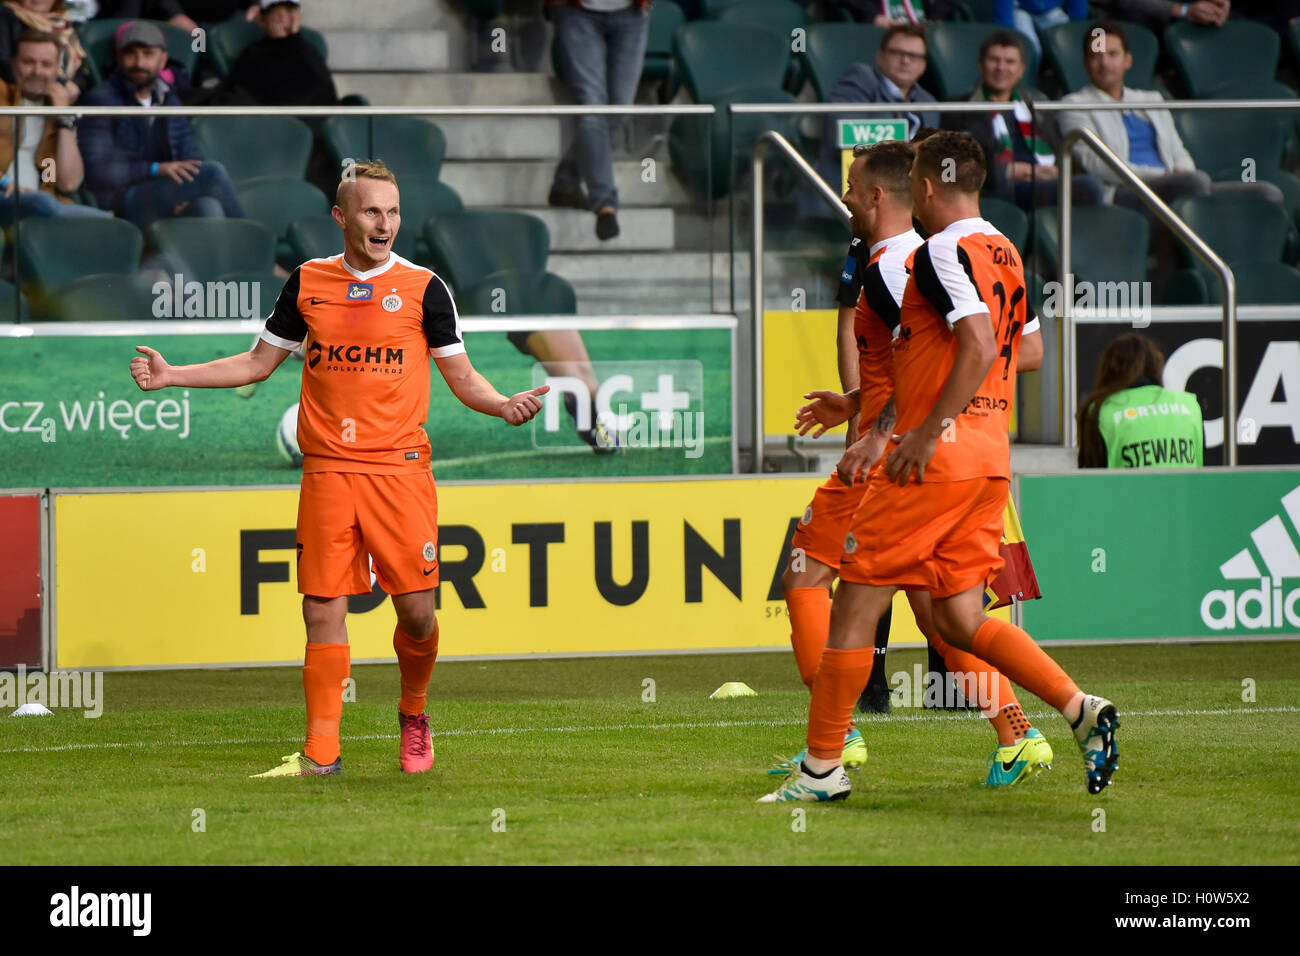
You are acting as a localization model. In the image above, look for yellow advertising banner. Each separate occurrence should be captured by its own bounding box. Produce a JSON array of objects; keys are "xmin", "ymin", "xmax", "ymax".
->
[{"xmin": 50, "ymin": 477, "xmax": 1000, "ymax": 669}]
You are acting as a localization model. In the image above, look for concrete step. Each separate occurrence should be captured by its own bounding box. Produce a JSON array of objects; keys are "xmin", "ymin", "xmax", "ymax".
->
[
  {"xmin": 513, "ymin": 207, "xmax": 675, "ymax": 252},
  {"xmin": 320, "ymin": 30, "xmax": 450, "ymax": 72},
  {"xmin": 440, "ymin": 159, "xmax": 691, "ymax": 208},
  {"xmin": 440, "ymin": 116, "xmax": 562, "ymax": 160},
  {"xmin": 335, "ymin": 72, "xmax": 564, "ymax": 107},
  {"xmin": 306, "ymin": 0, "xmax": 444, "ymax": 30}
]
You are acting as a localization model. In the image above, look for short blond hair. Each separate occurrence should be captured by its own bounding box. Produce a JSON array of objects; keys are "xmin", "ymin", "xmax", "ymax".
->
[{"xmin": 335, "ymin": 159, "xmax": 399, "ymax": 210}]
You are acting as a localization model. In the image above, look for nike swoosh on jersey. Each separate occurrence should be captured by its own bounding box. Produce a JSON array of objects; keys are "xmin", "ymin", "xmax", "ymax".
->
[{"xmin": 309, "ymin": 297, "xmax": 329, "ymax": 305}]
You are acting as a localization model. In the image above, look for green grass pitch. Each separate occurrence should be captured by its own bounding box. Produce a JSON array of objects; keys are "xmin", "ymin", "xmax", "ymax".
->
[{"xmin": 2, "ymin": 642, "xmax": 1296, "ymax": 865}]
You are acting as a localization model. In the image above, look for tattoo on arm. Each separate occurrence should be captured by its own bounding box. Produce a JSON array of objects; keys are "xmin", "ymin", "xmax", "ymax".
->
[{"xmin": 871, "ymin": 396, "xmax": 896, "ymax": 436}]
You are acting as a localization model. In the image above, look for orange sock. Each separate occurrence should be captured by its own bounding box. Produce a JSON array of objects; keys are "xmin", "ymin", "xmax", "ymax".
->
[
  {"xmin": 394, "ymin": 622, "xmax": 439, "ymax": 718},
  {"xmin": 991, "ymin": 702, "xmax": 1032, "ymax": 745},
  {"xmin": 786, "ymin": 588, "xmax": 832, "ymax": 689},
  {"xmin": 303, "ymin": 642, "xmax": 350, "ymax": 766},
  {"xmin": 971, "ymin": 618, "xmax": 1080, "ymax": 713},
  {"xmin": 928, "ymin": 630, "xmax": 1019, "ymax": 745},
  {"xmin": 806, "ymin": 647, "xmax": 874, "ymax": 760}
]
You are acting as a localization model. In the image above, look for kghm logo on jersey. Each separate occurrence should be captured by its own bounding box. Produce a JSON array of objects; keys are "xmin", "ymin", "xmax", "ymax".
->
[
  {"xmin": 309, "ymin": 341, "xmax": 405, "ymax": 374},
  {"xmin": 347, "ymin": 283, "xmax": 374, "ymax": 300},
  {"xmin": 1201, "ymin": 484, "xmax": 1300, "ymax": 630}
]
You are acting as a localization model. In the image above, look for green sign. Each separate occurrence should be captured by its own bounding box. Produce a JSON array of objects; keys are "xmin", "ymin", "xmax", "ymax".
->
[
  {"xmin": 1019, "ymin": 471, "xmax": 1300, "ymax": 641},
  {"xmin": 837, "ymin": 118, "xmax": 909, "ymax": 149},
  {"xmin": 0, "ymin": 327, "xmax": 733, "ymax": 488}
]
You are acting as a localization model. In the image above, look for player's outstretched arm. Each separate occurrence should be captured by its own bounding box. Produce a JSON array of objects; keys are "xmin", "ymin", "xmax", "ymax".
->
[
  {"xmin": 887, "ymin": 313, "xmax": 996, "ymax": 485},
  {"xmin": 795, "ymin": 389, "xmax": 859, "ymax": 437},
  {"xmin": 129, "ymin": 340, "xmax": 292, "ymax": 391},
  {"xmin": 433, "ymin": 351, "xmax": 550, "ymax": 425}
]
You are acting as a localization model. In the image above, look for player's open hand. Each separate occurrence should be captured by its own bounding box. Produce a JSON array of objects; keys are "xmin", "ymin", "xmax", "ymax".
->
[
  {"xmin": 885, "ymin": 428, "xmax": 936, "ymax": 485},
  {"xmin": 836, "ymin": 430, "xmax": 889, "ymax": 486},
  {"xmin": 501, "ymin": 385, "xmax": 550, "ymax": 426},
  {"xmin": 130, "ymin": 345, "xmax": 170, "ymax": 391},
  {"xmin": 795, "ymin": 390, "xmax": 856, "ymax": 438}
]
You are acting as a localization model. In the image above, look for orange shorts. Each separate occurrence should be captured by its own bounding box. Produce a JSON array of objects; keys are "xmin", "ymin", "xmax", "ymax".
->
[
  {"xmin": 790, "ymin": 473, "xmax": 870, "ymax": 569},
  {"xmin": 296, "ymin": 471, "xmax": 439, "ymax": 598},
  {"xmin": 839, "ymin": 474, "xmax": 1008, "ymax": 598}
]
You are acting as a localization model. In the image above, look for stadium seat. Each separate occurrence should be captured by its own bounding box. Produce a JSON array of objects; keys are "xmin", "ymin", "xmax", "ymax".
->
[
  {"xmin": 207, "ymin": 19, "xmax": 328, "ymax": 78},
  {"xmin": 215, "ymin": 270, "xmax": 287, "ymax": 310},
  {"xmin": 926, "ymin": 22, "xmax": 1038, "ymax": 101},
  {"xmin": 287, "ymin": 215, "xmax": 342, "ymax": 265},
  {"xmin": 0, "ymin": 278, "xmax": 30, "ymax": 322},
  {"xmin": 1041, "ymin": 20, "xmax": 1158, "ymax": 94},
  {"xmin": 1218, "ymin": 261, "xmax": 1300, "ymax": 304},
  {"xmin": 393, "ymin": 179, "xmax": 464, "ymax": 263},
  {"xmin": 236, "ymin": 177, "xmax": 331, "ymax": 270},
  {"xmin": 458, "ymin": 269, "xmax": 578, "ymax": 316},
  {"xmin": 1172, "ymin": 194, "xmax": 1292, "ymax": 272},
  {"xmin": 40, "ymin": 273, "xmax": 156, "ymax": 322},
  {"xmin": 802, "ymin": 23, "xmax": 887, "ymax": 102},
  {"xmin": 16, "ymin": 217, "xmax": 143, "ymax": 296},
  {"xmin": 147, "ymin": 219, "xmax": 276, "ymax": 284},
  {"xmin": 191, "ymin": 115, "xmax": 314, "ymax": 185},
  {"xmin": 980, "ymin": 196, "xmax": 1030, "ymax": 252},
  {"xmin": 423, "ymin": 210, "xmax": 550, "ymax": 294},
  {"xmin": 673, "ymin": 22, "xmax": 791, "ymax": 102},
  {"xmin": 1034, "ymin": 205, "xmax": 1150, "ymax": 286},
  {"xmin": 1164, "ymin": 20, "xmax": 1280, "ymax": 98},
  {"xmin": 77, "ymin": 18, "xmax": 199, "ymax": 83},
  {"xmin": 644, "ymin": 0, "xmax": 686, "ymax": 101},
  {"xmin": 701, "ymin": 0, "xmax": 748, "ymax": 16},
  {"xmin": 668, "ymin": 86, "xmax": 801, "ymax": 200},
  {"xmin": 717, "ymin": 0, "xmax": 808, "ymax": 92},
  {"xmin": 320, "ymin": 116, "xmax": 448, "ymax": 183},
  {"xmin": 1174, "ymin": 109, "xmax": 1287, "ymax": 182}
]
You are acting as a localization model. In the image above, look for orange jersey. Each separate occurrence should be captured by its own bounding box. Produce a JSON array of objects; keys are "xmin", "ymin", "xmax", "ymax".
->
[
  {"xmin": 854, "ymin": 229, "xmax": 922, "ymax": 431},
  {"xmin": 260, "ymin": 253, "xmax": 465, "ymax": 474},
  {"xmin": 894, "ymin": 218, "xmax": 1040, "ymax": 482}
]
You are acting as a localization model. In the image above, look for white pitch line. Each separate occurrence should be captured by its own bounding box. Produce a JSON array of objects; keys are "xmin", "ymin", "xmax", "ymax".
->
[{"xmin": 1, "ymin": 705, "xmax": 1294, "ymax": 756}]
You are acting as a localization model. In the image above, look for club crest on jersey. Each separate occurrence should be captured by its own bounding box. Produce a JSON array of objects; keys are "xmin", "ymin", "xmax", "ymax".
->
[
  {"xmin": 346, "ymin": 282, "xmax": 374, "ymax": 301},
  {"xmin": 800, "ymin": 505, "xmax": 813, "ymax": 526},
  {"xmin": 382, "ymin": 293, "xmax": 403, "ymax": 313},
  {"xmin": 422, "ymin": 541, "xmax": 436, "ymax": 562},
  {"xmin": 844, "ymin": 532, "xmax": 857, "ymax": 554}
]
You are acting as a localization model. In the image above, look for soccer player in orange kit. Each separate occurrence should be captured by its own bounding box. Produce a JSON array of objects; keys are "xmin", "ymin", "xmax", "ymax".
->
[
  {"xmin": 129, "ymin": 160, "xmax": 549, "ymax": 777},
  {"xmin": 761, "ymin": 132, "xmax": 1119, "ymax": 803}
]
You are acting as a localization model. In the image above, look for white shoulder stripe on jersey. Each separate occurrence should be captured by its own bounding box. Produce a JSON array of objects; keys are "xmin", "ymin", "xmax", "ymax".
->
[
  {"xmin": 924, "ymin": 226, "xmax": 991, "ymax": 327},
  {"xmin": 430, "ymin": 342, "xmax": 467, "ymax": 359},
  {"xmin": 260, "ymin": 329, "xmax": 302, "ymax": 350},
  {"xmin": 878, "ymin": 230, "xmax": 923, "ymax": 308}
]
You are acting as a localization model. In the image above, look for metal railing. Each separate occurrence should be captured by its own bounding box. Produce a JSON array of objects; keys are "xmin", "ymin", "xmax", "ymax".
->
[{"xmin": 1058, "ymin": 127, "xmax": 1238, "ymax": 465}]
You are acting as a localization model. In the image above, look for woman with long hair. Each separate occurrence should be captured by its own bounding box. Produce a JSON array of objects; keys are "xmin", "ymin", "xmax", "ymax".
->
[{"xmin": 1077, "ymin": 332, "xmax": 1204, "ymax": 468}]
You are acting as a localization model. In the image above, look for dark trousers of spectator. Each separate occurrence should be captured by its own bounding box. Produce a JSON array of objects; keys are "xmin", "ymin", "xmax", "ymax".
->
[
  {"xmin": 550, "ymin": 4, "xmax": 649, "ymax": 212},
  {"xmin": 119, "ymin": 161, "xmax": 245, "ymax": 230},
  {"xmin": 0, "ymin": 190, "xmax": 113, "ymax": 226}
]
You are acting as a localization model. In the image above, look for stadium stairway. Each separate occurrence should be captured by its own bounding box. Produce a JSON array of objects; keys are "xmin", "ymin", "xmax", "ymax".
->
[{"xmin": 306, "ymin": 0, "xmax": 820, "ymax": 316}]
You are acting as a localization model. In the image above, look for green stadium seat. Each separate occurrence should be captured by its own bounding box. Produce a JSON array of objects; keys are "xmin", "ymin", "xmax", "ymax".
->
[
  {"xmin": 17, "ymin": 217, "xmax": 143, "ymax": 296},
  {"xmin": 701, "ymin": 0, "xmax": 748, "ymax": 16},
  {"xmin": 1172, "ymin": 194, "xmax": 1292, "ymax": 273},
  {"xmin": 215, "ymin": 271, "xmax": 286, "ymax": 313},
  {"xmin": 394, "ymin": 179, "xmax": 464, "ymax": 264},
  {"xmin": 1175, "ymin": 109, "xmax": 1287, "ymax": 182},
  {"xmin": 959, "ymin": 0, "xmax": 997, "ymax": 19},
  {"xmin": 1218, "ymin": 261, "xmax": 1300, "ymax": 305},
  {"xmin": 717, "ymin": 1, "xmax": 809, "ymax": 91},
  {"xmin": 1041, "ymin": 20, "xmax": 1158, "ymax": 94},
  {"xmin": 147, "ymin": 219, "xmax": 276, "ymax": 284},
  {"xmin": 673, "ymin": 22, "xmax": 791, "ymax": 102},
  {"xmin": 644, "ymin": 0, "xmax": 686, "ymax": 100},
  {"xmin": 191, "ymin": 115, "xmax": 314, "ymax": 185},
  {"xmin": 980, "ymin": 196, "xmax": 1030, "ymax": 252},
  {"xmin": 668, "ymin": 86, "xmax": 801, "ymax": 200},
  {"xmin": 236, "ymin": 177, "xmax": 330, "ymax": 270},
  {"xmin": 1034, "ymin": 205, "xmax": 1150, "ymax": 286},
  {"xmin": 77, "ymin": 18, "xmax": 200, "ymax": 83},
  {"xmin": 320, "ymin": 116, "xmax": 447, "ymax": 183},
  {"xmin": 926, "ymin": 22, "xmax": 1038, "ymax": 101},
  {"xmin": 40, "ymin": 273, "xmax": 156, "ymax": 322},
  {"xmin": 207, "ymin": 19, "xmax": 328, "ymax": 78},
  {"xmin": 458, "ymin": 269, "xmax": 578, "ymax": 316},
  {"xmin": 0, "ymin": 277, "xmax": 30, "ymax": 322},
  {"xmin": 287, "ymin": 215, "xmax": 342, "ymax": 265},
  {"xmin": 423, "ymin": 210, "xmax": 549, "ymax": 294},
  {"xmin": 1164, "ymin": 20, "xmax": 1280, "ymax": 98},
  {"xmin": 802, "ymin": 23, "xmax": 887, "ymax": 102}
]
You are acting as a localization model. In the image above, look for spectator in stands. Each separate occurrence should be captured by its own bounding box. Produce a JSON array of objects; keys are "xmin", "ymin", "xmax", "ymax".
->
[
  {"xmin": 545, "ymin": 0, "xmax": 649, "ymax": 242},
  {"xmin": 0, "ymin": 1, "xmax": 91, "ymax": 88},
  {"xmin": 179, "ymin": 1, "xmax": 259, "ymax": 27},
  {"xmin": 1058, "ymin": 21, "xmax": 1283, "ymax": 209},
  {"xmin": 824, "ymin": 0, "xmax": 960, "ymax": 24},
  {"xmin": 96, "ymin": 0, "xmax": 199, "ymax": 33},
  {"xmin": 0, "ymin": 29, "xmax": 109, "ymax": 222},
  {"xmin": 996, "ymin": 1, "xmax": 1089, "ymax": 62},
  {"xmin": 206, "ymin": 0, "xmax": 337, "ymax": 106},
  {"xmin": 1089, "ymin": 0, "xmax": 1229, "ymax": 32},
  {"xmin": 1232, "ymin": 1, "xmax": 1300, "ymax": 35},
  {"xmin": 78, "ymin": 20, "xmax": 244, "ymax": 227},
  {"xmin": 1077, "ymin": 333, "xmax": 1203, "ymax": 469},
  {"xmin": 955, "ymin": 29, "xmax": 1104, "ymax": 208}
]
